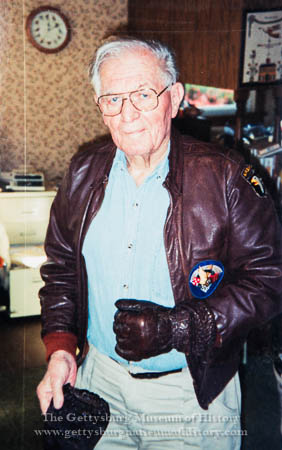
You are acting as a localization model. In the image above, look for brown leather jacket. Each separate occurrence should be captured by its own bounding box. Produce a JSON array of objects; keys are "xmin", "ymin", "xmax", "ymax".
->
[{"xmin": 40, "ymin": 128, "xmax": 282, "ymax": 409}]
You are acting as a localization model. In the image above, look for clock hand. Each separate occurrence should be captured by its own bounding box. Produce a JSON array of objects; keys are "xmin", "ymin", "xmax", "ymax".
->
[
  {"xmin": 40, "ymin": 23, "xmax": 59, "ymax": 41},
  {"xmin": 38, "ymin": 21, "xmax": 52, "ymax": 40},
  {"xmin": 47, "ymin": 23, "xmax": 60, "ymax": 32}
]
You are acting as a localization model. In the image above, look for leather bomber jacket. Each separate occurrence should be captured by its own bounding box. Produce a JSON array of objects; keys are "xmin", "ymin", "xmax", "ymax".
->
[{"xmin": 40, "ymin": 128, "xmax": 282, "ymax": 409}]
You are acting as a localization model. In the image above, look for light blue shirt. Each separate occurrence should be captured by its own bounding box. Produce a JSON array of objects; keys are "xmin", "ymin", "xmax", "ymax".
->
[{"xmin": 82, "ymin": 147, "xmax": 187, "ymax": 371}]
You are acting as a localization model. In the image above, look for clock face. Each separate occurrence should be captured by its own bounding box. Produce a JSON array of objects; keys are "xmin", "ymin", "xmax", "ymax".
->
[{"xmin": 26, "ymin": 7, "xmax": 71, "ymax": 53}]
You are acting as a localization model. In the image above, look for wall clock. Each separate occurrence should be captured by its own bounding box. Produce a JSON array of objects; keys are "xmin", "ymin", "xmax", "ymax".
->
[{"xmin": 26, "ymin": 6, "xmax": 71, "ymax": 53}]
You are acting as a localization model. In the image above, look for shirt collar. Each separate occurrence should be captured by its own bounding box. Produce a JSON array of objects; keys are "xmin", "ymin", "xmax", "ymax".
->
[{"xmin": 112, "ymin": 142, "xmax": 170, "ymax": 182}]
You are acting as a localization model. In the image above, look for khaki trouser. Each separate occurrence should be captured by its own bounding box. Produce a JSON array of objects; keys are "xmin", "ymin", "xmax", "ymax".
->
[{"xmin": 75, "ymin": 345, "xmax": 242, "ymax": 449}]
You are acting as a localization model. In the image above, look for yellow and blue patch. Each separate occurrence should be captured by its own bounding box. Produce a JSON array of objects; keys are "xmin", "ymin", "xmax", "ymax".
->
[{"xmin": 241, "ymin": 165, "xmax": 266, "ymax": 198}]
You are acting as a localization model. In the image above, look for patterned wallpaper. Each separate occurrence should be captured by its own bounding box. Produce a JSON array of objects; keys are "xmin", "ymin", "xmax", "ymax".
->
[{"xmin": 0, "ymin": 0, "xmax": 128, "ymax": 186}]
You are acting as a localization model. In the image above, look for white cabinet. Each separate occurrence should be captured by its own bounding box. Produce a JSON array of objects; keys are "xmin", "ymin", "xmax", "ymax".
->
[
  {"xmin": 0, "ymin": 191, "xmax": 56, "ymax": 317},
  {"xmin": 0, "ymin": 191, "xmax": 56, "ymax": 245},
  {"xmin": 9, "ymin": 268, "xmax": 43, "ymax": 318}
]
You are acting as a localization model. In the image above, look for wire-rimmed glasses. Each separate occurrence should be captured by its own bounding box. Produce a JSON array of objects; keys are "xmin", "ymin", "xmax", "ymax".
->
[{"xmin": 97, "ymin": 85, "xmax": 170, "ymax": 116}]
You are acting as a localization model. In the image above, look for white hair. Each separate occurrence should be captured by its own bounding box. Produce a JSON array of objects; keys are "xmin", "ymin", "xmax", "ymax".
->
[{"xmin": 89, "ymin": 37, "xmax": 179, "ymax": 95}]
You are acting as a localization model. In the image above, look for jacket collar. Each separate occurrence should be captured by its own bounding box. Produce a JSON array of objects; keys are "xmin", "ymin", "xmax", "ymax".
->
[{"xmin": 164, "ymin": 127, "xmax": 184, "ymax": 196}]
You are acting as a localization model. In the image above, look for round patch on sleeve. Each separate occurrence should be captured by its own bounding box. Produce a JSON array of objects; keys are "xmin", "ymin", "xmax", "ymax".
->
[
  {"xmin": 241, "ymin": 165, "xmax": 266, "ymax": 197},
  {"xmin": 189, "ymin": 260, "xmax": 224, "ymax": 299}
]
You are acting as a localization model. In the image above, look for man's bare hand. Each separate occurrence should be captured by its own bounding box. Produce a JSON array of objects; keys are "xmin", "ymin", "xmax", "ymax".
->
[{"xmin": 36, "ymin": 350, "xmax": 77, "ymax": 414}]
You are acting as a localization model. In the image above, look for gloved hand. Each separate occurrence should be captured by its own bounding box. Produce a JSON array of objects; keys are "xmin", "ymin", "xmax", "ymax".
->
[
  {"xmin": 113, "ymin": 298, "xmax": 217, "ymax": 362},
  {"xmin": 113, "ymin": 299, "xmax": 172, "ymax": 361}
]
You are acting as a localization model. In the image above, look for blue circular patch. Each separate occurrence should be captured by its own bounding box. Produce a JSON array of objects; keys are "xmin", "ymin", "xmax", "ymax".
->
[{"xmin": 189, "ymin": 260, "xmax": 224, "ymax": 299}]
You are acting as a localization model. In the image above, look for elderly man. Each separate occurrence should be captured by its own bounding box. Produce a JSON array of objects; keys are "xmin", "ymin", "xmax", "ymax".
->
[{"xmin": 37, "ymin": 37, "xmax": 282, "ymax": 449}]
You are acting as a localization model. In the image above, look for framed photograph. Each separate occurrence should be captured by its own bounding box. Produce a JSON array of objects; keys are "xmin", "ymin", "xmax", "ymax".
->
[{"xmin": 239, "ymin": 8, "xmax": 282, "ymax": 87}]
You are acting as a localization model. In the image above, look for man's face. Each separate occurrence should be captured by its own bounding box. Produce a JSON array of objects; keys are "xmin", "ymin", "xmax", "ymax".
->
[{"xmin": 96, "ymin": 49, "xmax": 184, "ymax": 159}]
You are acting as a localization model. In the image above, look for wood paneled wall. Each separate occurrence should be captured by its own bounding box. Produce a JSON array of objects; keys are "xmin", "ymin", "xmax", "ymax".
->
[{"xmin": 128, "ymin": 0, "xmax": 281, "ymax": 89}]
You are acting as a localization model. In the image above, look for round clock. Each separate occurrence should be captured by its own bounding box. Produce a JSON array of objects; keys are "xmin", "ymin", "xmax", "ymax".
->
[{"xmin": 26, "ymin": 6, "xmax": 71, "ymax": 53}]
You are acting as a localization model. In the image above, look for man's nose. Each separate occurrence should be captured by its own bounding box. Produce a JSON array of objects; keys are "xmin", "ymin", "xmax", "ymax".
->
[{"xmin": 120, "ymin": 97, "xmax": 140, "ymax": 121}]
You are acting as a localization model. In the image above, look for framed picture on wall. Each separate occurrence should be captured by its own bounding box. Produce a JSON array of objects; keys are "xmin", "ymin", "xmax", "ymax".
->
[{"xmin": 239, "ymin": 8, "xmax": 282, "ymax": 87}]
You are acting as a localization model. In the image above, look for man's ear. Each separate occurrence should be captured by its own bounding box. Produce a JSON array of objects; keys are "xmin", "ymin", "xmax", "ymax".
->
[
  {"xmin": 170, "ymin": 82, "xmax": 185, "ymax": 118},
  {"xmin": 94, "ymin": 94, "xmax": 108, "ymax": 126}
]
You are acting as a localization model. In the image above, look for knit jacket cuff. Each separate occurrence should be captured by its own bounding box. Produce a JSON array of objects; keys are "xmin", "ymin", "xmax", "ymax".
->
[
  {"xmin": 43, "ymin": 332, "xmax": 78, "ymax": 361},
  {"xmin": 170, "ymin": 300, "xmax": 217, "ymax": 358}
]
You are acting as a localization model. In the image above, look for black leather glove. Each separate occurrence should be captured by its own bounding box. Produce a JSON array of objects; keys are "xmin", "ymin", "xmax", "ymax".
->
[
  {"xmin": 113, "ymin": 299, "xmax": 217, "ymax": 361},
  {"xmin": 43, "ymin": 383, "xmax": 110, "ymax": 450}
]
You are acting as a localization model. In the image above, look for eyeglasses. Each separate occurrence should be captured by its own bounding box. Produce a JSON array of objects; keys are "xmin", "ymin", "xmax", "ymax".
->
[{"xmin": 96, "ymin": 85, "xmax": 170, "ymax": 117}]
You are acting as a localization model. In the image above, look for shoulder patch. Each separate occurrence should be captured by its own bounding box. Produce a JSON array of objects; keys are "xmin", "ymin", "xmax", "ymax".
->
[
  {"xmin": 189, "ymin": 260, "xmax": 224, "ymax": 299},
  {"xmin": 241, "ymin": 165, "xmax": 267, "ymax": 198}
]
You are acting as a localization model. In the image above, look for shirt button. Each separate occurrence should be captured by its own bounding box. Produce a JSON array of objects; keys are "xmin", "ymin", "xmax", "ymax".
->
[
  {"xmin": 133, "ymin": 202, "xmax": 139, "ymax": 207},
  {"xmin": 123, "ymin": 284, "xmax": 129, "ymax": 290},
  {"xmin": 128, "ymin": 243, "xmax": 133, "ymax": 249}
]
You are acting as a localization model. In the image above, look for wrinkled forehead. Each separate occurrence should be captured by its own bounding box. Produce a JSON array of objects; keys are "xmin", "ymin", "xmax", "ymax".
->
[{"xmin": 99, "ymin": 48, "xmax": 166, "ymax": 87}]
